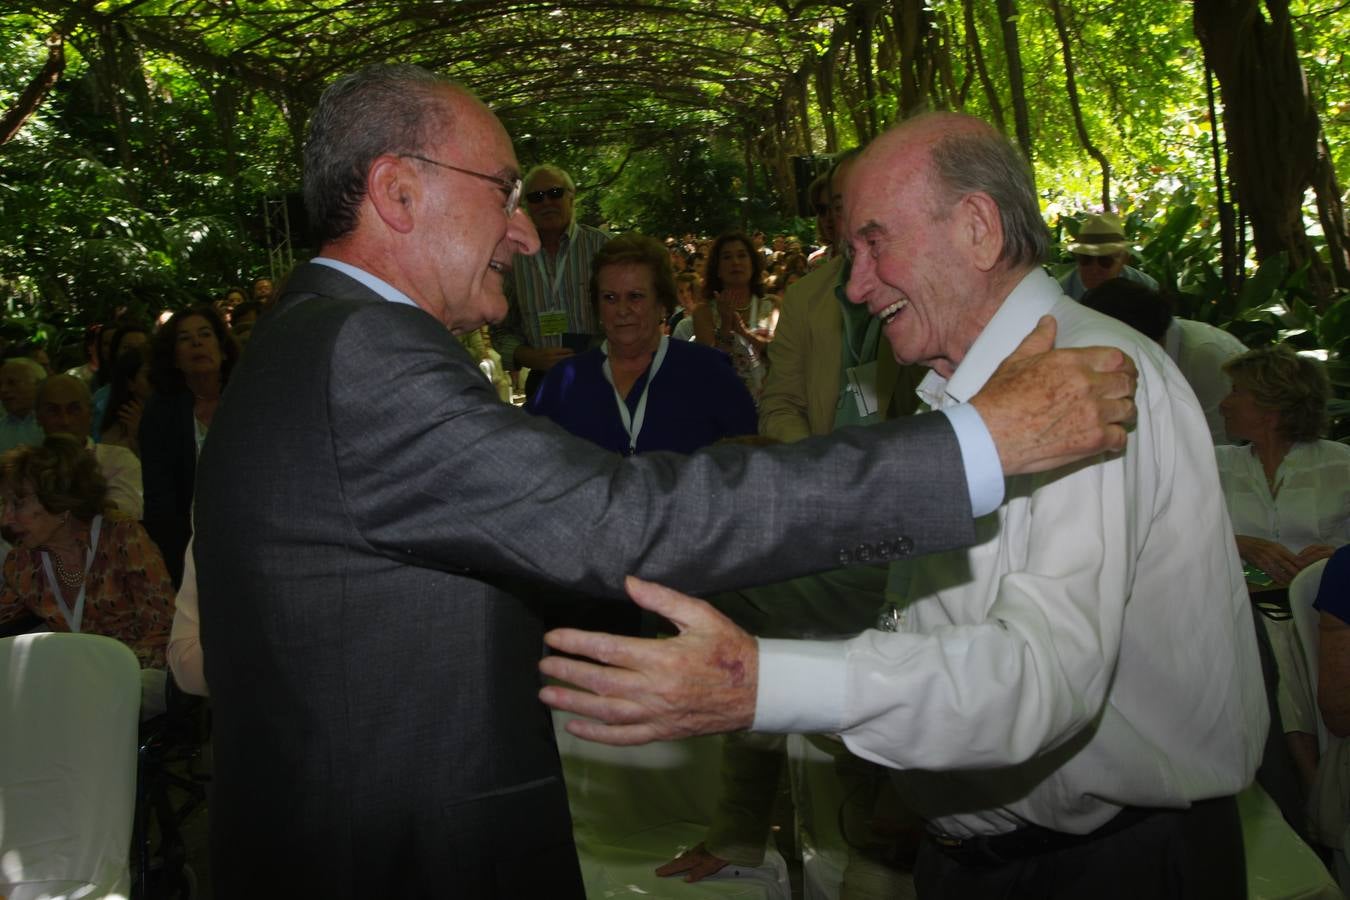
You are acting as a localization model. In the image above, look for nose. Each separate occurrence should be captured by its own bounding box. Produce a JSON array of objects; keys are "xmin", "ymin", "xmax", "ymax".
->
[
  {"xmin": 509, "ymin": 206, "xmax": 540, "ymax": 255},
  {"xmin": 845, "ymin": 252, "xmax": 875, "ymax": 306}
]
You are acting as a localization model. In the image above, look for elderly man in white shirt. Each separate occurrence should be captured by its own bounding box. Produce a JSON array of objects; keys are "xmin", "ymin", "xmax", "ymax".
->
[{"xmin": 541, "ymin": 112, "xmax": 1269, "ymax": 899}]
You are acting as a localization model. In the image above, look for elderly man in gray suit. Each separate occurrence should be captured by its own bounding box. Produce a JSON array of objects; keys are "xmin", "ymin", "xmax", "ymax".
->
[{"xmin": 194, "ymin": 65, "xmax": 1135, "ymax": 898}]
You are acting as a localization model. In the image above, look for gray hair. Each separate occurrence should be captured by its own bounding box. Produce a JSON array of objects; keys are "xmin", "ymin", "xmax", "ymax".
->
[
  {"xmin": 927, "ymin": 124, "xmax": 1048, "ymax": 269},
  {"xmin": 303, "ymin": 64, "xmax": 459, "ymax": 245},
  {"xmin": 2, "ymin": 357, "xmax": 46, "ymax": 384},
  {"xmin": 523, "ymin": 164, "xmax": 575, "ymax": 194}
]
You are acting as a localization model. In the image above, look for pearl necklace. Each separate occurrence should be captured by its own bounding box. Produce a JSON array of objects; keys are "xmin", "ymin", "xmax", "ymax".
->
[{"xmin": 49, "ymin": 550, "xmax": 85, "ymax": 589}]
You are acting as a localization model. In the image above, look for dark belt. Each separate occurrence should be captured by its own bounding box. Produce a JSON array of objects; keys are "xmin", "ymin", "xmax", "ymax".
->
[{"xmin": 928, "ymin": 805, "xmax": 1159, "ymax": 868}]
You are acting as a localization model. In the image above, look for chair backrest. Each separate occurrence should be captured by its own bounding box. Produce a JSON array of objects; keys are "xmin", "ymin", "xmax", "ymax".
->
[
  {"xmin": 0, "ymin": 632, "xmax": 141, "ymax": 899},
  {"xmin": 1289, "ymin": 559, "xmax": 1331, "ymax": 751}
]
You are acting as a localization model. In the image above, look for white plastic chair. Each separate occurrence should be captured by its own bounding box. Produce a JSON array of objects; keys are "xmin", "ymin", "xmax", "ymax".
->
[
  {"xmin": 554, "ymin": 710, "xmax": 791, "ymax": 899},
  {"xmin": 0, "ymin": 633, "xmax": 141, "ymax": 900}
]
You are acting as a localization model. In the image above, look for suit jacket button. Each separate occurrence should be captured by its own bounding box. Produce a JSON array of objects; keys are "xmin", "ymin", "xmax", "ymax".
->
[
  {"xmin": 855, "ymin": 543, "xmax": 872, "ymax": 562},
  {"xmin": 838, "ymin": 548, "xmax": 854, "ymax": 566},
  {"xmin": 896, "ymin": 536, "xmax": 914, "ymax": 556},
  {"xmin": 876, "ymin": 541, "xmax": 893, "ymax": 560}
]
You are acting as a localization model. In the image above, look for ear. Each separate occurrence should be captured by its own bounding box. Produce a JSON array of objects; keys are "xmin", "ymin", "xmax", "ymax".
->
[
  {"xmin": 956, "ymin": 191, "xmax": 1004, "ymax": 272},
  {"xmin": 367, "ymin": 155, "xmax": 418, "ymax": 235}
]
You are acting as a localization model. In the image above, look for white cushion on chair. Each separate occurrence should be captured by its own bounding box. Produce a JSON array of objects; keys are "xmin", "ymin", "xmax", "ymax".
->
[
  {"xmin": 554, "ymin": 710, "xmax": 791, "ymax": 899},
  {"xmin": 0, "ymin": 633, "xmax": 141, "ymax": 900}
]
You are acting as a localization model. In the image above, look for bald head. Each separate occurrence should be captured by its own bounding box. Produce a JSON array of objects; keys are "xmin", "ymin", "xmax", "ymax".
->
[
  {"xmin": 36, "ymin": 373, "xmax": 93, "ymax": 442},
  {"xmin": 858, "ymin": 112, "xmax": 1048, "ymax": 271},
  {"xmin": 0, "ymin": 358, "xmax": 45, "ymax": 418}
]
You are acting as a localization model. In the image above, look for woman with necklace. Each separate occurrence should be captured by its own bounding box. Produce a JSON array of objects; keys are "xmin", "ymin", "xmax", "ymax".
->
[
  {"xmin": 529, "ymin": 234, "xmax": 757, "ymax": 457},
  {"xmin": 528, "ymin": 236, "xmax": 757, "ymax": 637},
  {"xmin": 0, "ymin": 435, "xmax": 176, "ymax": 710},
  {"xmin": 701, "ymin": 232, "xmax": 779, "ymax": 403},
  {"xmin": 1215, "ymin": 344, "xmax": 1349, "ymax": 586},
  {"xmin": 140, "ymin": 305, "xmax": 239, "ymax": 586}
]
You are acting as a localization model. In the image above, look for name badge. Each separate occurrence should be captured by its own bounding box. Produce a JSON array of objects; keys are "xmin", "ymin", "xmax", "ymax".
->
[
  {"xmin": 846, "ymin": 361, "xmax": 879, "ymax": 417},
  {"xmin": 537, "ymin": 310, "xmax": 568, "ymax": 337}
]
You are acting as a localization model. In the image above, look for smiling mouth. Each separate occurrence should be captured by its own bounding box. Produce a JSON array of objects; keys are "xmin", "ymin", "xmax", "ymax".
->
[{"xmin": 877, "ymin": 298, "xmax": 909, "ymax": 325}]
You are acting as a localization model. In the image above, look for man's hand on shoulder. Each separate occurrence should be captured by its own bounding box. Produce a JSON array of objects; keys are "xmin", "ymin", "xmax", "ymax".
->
[
  {"xmin": 538, "ymin": 576, "xmax": 758, "ymax": 745},
  {"xmin": 971, "ymin": 316, "xmax": 1138, "ymax": 476}
]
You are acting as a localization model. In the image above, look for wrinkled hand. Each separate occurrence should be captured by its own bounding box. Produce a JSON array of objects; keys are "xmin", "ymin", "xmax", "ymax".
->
[
  {"xmin": 1237, "ymin": 535, "xmax": 1302, "ymax": 586},
  {"xmin": 655, "ymin": 843, "xmax": 730, "ymax": 883},
  {"xmin": 516, "ymin": 346, "xmax": 575, "ymax": 372},
  {"xmin": 117, "ymin": 398, "xmax": 144, "ymax": 435},
  {"xmin": 539, "ymin": 576, "xmax": 758, "ymax": 746},
  {"xmin": 971, "ymin": 316, "xmax": 1137, "ymax": 476}
]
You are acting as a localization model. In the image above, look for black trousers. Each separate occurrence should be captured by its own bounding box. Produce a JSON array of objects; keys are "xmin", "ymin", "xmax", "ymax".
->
[{"xmin": 914, "ymin": 796, "xmax": 1246, "ymax": 900}]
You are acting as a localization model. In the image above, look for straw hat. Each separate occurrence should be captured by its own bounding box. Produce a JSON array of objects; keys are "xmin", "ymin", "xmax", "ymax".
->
[{"xmin": 1067, "ymin": 213, "xmax": 1131, "ymax": 256}]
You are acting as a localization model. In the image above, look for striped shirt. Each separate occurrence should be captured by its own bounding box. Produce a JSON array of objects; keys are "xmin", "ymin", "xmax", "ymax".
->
[{"xmin": 493, "ymin": 220, "xmax": 609, "ymax": 370}]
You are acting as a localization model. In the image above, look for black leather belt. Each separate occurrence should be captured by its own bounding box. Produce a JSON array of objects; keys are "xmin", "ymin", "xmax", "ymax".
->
[{"xmin": 929, "ymin": 805, "xmax": 1158, "ymax": 868}]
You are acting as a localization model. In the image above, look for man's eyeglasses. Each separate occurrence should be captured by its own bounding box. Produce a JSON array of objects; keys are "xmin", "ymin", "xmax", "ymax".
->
[
  {"xmin": 401, "ymin": 154, "xmax": 522, "ymax": 217},
  {"xmin": 1074, "ymin": 253, "xmax": 1120, "ymax": 269},
  {"xmin": 526, "ymin": 186, "xmax": 569, "ymax": 204}
]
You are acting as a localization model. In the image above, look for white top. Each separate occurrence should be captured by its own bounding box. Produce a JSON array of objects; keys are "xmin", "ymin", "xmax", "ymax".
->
[
  {"xmin": 91, "ymin": 440, "xmax": 143, "ymax": 520},
  {"xmin": 754, "ymin": 268, "xmax": 1267, "ymax": 837},
  {"xmin": 1215, "ymin": 440, "xmax": 1350, "ymax": 553},
  {"xmin": 1164, "ymin": 318, "xmax": 1247, "ymax": 446}
]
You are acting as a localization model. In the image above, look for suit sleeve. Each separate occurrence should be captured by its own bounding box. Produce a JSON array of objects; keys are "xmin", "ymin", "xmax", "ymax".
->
[
  {"xmin": 329, "ymin": 303, "xmax": 975, "ymax": 600},
  {"xmin": 757, "ymin": 286, "xmax": 815, "ymax": 444}
]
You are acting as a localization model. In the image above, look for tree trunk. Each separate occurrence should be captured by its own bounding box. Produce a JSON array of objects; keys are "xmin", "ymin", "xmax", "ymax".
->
[
  {"xmin": 1049, "ymin": 0, "xmax": 1110, "ymax": 208},
  {"xmin": 964, "ymin": 0, "xmax": 1006, "ymax": 133},
  {"xmin": 0, "ymin": 32, "xmax": 65, "ymax": 145},
  {"xmin": 996, "ymin": 0, "xmax": 1034, "ymax": 161},
  {"xmin": 856, "ymin": 2, "xmax": 880, "ymax": 139},
  {"xmin": 1194, "ymin": 0, "xmax": 1345, "ymax": 302}
]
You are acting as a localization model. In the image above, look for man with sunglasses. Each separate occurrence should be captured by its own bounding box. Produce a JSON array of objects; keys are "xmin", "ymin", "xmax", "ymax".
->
[
  {"xmin": 1059, "ymin": 212, "xmax": 1159, "ymax": 300},
  {"xmin": 492, "ymin": 163, "xmax": 609, "ymax": 400}
]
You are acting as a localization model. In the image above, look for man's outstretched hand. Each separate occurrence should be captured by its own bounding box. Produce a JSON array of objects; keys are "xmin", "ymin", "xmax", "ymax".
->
[
  {"xmin": 539, "ymin": 576, "xmax": 758, "ymax": 745},
  {"xmin": 972, "ymin": 316, "xmax": 1138, "ymax": 476}
]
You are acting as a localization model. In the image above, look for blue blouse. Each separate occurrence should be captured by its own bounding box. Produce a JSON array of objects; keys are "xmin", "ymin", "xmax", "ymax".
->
[{"xmin": 528, "ymin": 339, "xmax": 757, "ymax": 455}]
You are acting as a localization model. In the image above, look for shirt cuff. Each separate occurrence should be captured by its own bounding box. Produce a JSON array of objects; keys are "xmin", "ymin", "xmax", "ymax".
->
[
  {"xmin": 753, "ymin": 638, "xmax": 850, "ymax": 733},
  {"xmin": 941, "ymin": 403, "xmax": 1004, "ymax": 518}
]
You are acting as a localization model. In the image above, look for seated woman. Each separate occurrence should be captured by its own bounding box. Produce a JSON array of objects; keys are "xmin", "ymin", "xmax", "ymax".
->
[
  {"xmin": 1216, "ymin": 344, "xmax": 1349, "ymax": 585},
  {"xmin": 528, "ymin": 234, "xmax": 757, "ymax": 456},
  {"xmin": 0, "ymin": 435, "xmax": 176, "ymax": 715}
]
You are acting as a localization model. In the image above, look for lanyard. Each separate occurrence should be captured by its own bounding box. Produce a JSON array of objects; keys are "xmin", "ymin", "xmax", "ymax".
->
[
  {"xmin": 41, "ymin": 514, "xmax": 103, "ymax": 634},
  {"xmin": 602, "ymin": 336, "xmax": 670, "ymax": 455},
  {"xmin": 531, "ymin": 236, "xmax": 573, "ymax": 311}
]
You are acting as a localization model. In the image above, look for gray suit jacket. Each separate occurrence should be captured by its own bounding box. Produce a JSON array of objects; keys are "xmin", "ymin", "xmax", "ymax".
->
[{"xmin": 194, "ymin": 262, "xmax": 974, "ymax": 898}]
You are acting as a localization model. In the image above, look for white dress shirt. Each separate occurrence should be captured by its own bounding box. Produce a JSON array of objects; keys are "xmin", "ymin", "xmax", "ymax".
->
[
  {"xmin": 1164, "ymin": 318, "xmax": 1247, "ymax": 446},
  {"xmin": 754, "ymin": 268, "xmax": 1268, "ymax": 837},
  {"xmin": 89, "ymin": 439, "xmax": 143, "ymax": 521},
  {"xmin": 1215, "ymin": 440, "xmax": 1350, "ymax": 553}
]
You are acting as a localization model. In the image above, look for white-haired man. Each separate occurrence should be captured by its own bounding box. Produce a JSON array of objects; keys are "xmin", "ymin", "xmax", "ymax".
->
[{"xmin": 543, "ymin": 112, "xmax": 1267, "ymax": 898}]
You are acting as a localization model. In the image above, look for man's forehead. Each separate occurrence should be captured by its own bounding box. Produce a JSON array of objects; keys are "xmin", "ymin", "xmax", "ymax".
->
[{"xmin": 39, "ymin": 380, "xmax": 89, "ymax": 407}]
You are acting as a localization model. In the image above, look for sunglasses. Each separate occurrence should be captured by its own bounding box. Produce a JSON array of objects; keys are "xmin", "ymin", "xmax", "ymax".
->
[
  {"xmin": 1074, "ymin": 253, "xmax": 1120, "ymax": 268},
  {"xmin": 526, "ymin": 186, "xmax": 569, "ymax": 204}
]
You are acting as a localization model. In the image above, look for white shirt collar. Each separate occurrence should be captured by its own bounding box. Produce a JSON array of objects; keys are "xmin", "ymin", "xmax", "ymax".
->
[
  {"xmin": 311, "ymin": 257, "xmax": 420, "ymax": 308},
  {"xmin": 916, "ymin": 268, "xmax": 1060, "ymax": 410}
]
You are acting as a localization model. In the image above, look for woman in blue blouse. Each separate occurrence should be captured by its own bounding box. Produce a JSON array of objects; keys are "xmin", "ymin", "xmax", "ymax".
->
[{"xmin": 529, "ymin": 234, "xmax": 757, "ymax": 456}]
